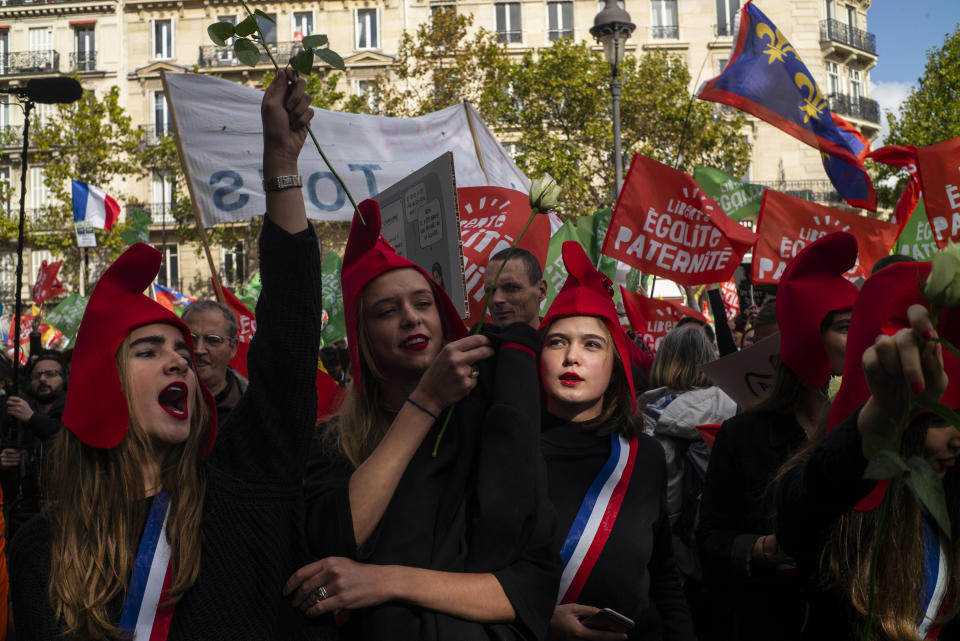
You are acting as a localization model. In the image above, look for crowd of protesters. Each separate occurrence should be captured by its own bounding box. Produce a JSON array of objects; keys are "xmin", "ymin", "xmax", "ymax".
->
[{"xmin": 0, "ymin": 71, "xmax": 956, "ymax": 641}]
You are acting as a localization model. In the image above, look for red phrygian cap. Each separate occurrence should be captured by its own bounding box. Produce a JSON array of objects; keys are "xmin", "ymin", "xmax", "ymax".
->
[
  {"xmin": 776, "ymin": 232, "xmax": 860, "ymax": 387},
  {"xmin": 540, "ymin": 241, "xmax": 636, "ymax": 412},
  {"xmin": 341, "ymin": 199, "xmax": 467, "ymax": 395},
  {"xmin": 62, "ymin": 243, "xmax": 217, "ymax": 453},
  {"xmin": 828, "ymin": 260, "xmax": 960, "ymax": 511}
]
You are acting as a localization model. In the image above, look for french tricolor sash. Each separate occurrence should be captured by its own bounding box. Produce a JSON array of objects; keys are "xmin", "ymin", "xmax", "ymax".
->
[
  {"xmin": 557, "ymin": 434, "xmax": 638, "ymax": 604},
  {"xmin": 119, "ymin": 491, "xmax": 175, "ymax": 641},
  {"xmin": 920, "ymin": 515, "xmax": 952, "ymax": 639}
]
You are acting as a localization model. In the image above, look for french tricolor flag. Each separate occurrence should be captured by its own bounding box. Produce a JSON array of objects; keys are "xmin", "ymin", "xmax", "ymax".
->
[{"xmin": 72, "ymin": 180, "xmax": 120, "ymax": 230}]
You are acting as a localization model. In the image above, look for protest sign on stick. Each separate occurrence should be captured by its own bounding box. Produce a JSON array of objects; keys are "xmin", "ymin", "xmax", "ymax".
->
[
  {"xmin": 752, "ymin": 190, "xmax": 900, "ymax": 285},
  {"xmin": 701, "ymin": 331, "xmax": 780, "ymax": 409},
  {"xmin": 602, "ymin": 154, "xmax": 757, "ymax": 286}
]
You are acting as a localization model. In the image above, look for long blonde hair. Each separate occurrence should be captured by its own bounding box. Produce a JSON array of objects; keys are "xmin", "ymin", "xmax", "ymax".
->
[{"xmin": 46, "ymin": 335, "xmax": 209, "ymax": 639}]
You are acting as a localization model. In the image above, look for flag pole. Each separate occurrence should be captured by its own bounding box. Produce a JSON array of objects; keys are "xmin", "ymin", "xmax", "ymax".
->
[
  {"xmin": 463, "ymin": 100, "xmax": 490, "ymax": 184},
  {"xmin": 161, "ymin": 70, "xmax": 225, "ymax": 303}
]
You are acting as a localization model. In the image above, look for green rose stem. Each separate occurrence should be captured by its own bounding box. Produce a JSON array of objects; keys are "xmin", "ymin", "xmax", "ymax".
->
[
  {"xmin": 431, "ymin": 209, "xmax": 540, "ymax": 457},
  {"xmin": 237, "ymin": 0, "xmax": 363, "ymax": 225}
]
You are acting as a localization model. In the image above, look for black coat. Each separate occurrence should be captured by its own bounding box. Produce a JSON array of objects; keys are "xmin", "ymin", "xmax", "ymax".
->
[
  {"xmin": 775, "ymin": 407, "xmax": 960, "ymax": 641},
  {"xmin": 696, "ymin": 410, "xmax": 808, "ymax": 641},
  {"xmin": 305, "ymin": 324, "xmax": 560, "ymax": 641},
  {"xmin": 541, "ymin": 415, "xmax": 696, "ymax": 641}
]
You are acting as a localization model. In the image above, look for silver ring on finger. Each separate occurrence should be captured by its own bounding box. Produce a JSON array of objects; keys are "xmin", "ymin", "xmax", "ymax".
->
[
  {"xmin": 314, "ymin": 585, "xmax": 328, "ymax": 601},
  {"xmin": 469, "ymin": 364, "xmax": 480, "ymax": 379}
]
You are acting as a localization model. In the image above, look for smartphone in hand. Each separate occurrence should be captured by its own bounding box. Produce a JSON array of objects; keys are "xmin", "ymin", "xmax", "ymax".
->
[{"xmin": 581, "ymin": 608, "xmax": 635, "ymax": 633}]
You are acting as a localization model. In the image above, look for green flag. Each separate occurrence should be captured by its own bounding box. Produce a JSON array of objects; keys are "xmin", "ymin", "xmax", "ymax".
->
[
  {"xmin": 237, "ymin": 272, "xmax": 262, "ymax": 312},
  {"xmin": 45, "ymin": 293, "xmax": 88, "ymax": 348},
  {"xmin": 574, "ymin": 208, "xmax": 618, "ymax": 282},
  {"xmin": 694, "ymin": 167, "xmax": 765, "ymax": 222},
  {"xmin": 542, "ymin": 220, "xmax": 580, "ymax": 312},
  {"xmin": 894, "ymin": 199, "xmax": 937, "ymax": 261},
  {"xmin": 321, "ymin": 251, "xmax": 346, "ymax": 346}
]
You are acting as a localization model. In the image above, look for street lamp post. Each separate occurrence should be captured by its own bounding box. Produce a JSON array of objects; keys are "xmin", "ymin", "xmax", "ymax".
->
[{"xmin": 590, "ymin": 0, "xmax": 635, "ymax": 197}]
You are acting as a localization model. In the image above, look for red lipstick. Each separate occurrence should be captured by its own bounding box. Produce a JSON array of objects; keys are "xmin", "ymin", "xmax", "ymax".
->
[
  {"xmin": 401, "ymin": 334, "xmax": 430, "ymax": 351},
  {"xmin": 559, "ymin": 372, "xmax": 583, "ymax": 387}
]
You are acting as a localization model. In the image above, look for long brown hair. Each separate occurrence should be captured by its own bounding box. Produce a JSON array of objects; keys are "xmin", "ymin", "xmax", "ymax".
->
[
  {"xmin": 333, "ymin": 276, "xmax": 451, "ymax": 468},
  {"xmin": 780, "ymin": 416, "xmax": 960, "ymax": 641},
  {"xmin": 46, "ymin": 336, "xmax": 209, "ymax": 639}
]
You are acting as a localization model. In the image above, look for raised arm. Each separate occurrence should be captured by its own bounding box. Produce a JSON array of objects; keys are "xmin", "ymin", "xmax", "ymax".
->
[{"xmin": 208, "ymin": 69, "xmax": 321, "ymax": 486}]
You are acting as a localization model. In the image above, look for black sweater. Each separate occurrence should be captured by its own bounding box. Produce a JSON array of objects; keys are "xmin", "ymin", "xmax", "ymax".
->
[
  {"xmin": 9, "ymin": 219, "xmax": 333, "ymax": 641},
  {"xmin": 304, "ymin": 325, "xmax": 561, "ymax": 640},
  {"xmin": 541, "ymin": 415, "xmax": 695, "ymax": 641}
]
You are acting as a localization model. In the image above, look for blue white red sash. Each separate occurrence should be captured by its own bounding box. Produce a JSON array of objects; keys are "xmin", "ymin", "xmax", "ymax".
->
[
  {"xmin": 920, "ymin": 515, "xmax": 951, "ymax": 639},
  {"xmin": 119, "ymin": 491, "xmax": 175, "ymax": 641},
  {"xmin": 557, "ymin": 434, "xmax": 638, "ymax": 604}
]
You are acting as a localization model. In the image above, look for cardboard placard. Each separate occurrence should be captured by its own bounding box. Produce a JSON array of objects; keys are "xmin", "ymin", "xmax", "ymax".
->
[{"xmin": 701, "ymin": 331, "xmax": 780, "ymax": 409}]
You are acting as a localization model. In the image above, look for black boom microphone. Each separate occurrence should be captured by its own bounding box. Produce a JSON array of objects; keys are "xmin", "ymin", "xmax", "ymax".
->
[{"xmin": 0, "ymin": 77, "xmax": 83, "ymax": 104}]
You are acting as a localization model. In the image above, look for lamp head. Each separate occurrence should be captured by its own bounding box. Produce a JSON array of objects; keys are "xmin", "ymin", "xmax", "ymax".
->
[{"xmin": 590, "ymin": 0, "xmax": 635, "ymax": 67}]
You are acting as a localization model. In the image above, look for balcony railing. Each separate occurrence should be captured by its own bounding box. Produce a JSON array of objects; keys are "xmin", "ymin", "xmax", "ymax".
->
[
  {"xmin": 753, "ymin": 179, "xmax": 842, "ymax": 204},
  {"xmin": 548, "ymin": 28, "xmax": 573, "ymax": 41},
  {"xmin": 0, "ymin": 125, "xmax": 30, "ymax": 147},
  {"xmin": 827, "ymin": 93, "xmax": 880, "ymax": 124},
  {"xmin": 820, "ymin": 18, "xmax": 877, "ymax": 55},
  {"xmin": 651, "ymin": 25, "xmax": 679, "ymax": 39},
  {"xmin": 137, "ymin": 125, "xmax": 172, "ymax": 147},
  {"xmin": 70, "ymin": 50, "xmax": 96, "ymax": 72},
  {"xmin": 198, "ymin": 41, "xmax": 303, "ymax": 68},
  {"xmin": 0, "ymin": 50, "xmax": 59, "ymax": 75}
]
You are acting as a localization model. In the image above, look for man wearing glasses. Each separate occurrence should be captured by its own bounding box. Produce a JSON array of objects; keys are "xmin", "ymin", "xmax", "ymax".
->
[
  {"xmin": 2, "ymin": 350, "xmax": 67, "ymax": 536},
  {"xmin": 181, "ymin": 300, "xmax": 248, "ymax": 424}
]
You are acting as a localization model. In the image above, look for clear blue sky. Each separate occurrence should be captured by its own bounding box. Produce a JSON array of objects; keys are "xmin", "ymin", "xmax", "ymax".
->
[{"xmin": 869, "ymin": 1, "xmax": 959, "ymax": 84}]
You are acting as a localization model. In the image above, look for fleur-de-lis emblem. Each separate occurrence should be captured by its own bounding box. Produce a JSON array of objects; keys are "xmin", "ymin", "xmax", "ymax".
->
[
  {"xmin": 756, "ymin": 23, "xmax": 797, "ymax": 64},
  {"xmin": 794, "ymin": 72, "xmax": 827, "ymax": 123}
]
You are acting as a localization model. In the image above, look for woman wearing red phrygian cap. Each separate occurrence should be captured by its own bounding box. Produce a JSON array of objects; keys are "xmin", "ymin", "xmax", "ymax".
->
[
  {"xmin": 8, "ymin": 69, "xmax": 333, "ymax": 641},
  {"xmin": 697, "ymin": 232, "xmax": 858, "ymax": 641},
  {"xmin": 538, "ymin": 241, "xmax": 696, "ymax": 641},
  {"xmin": 775, "ymin": 258, "xmax": 960, "ymax": 640},
  {"xmin": 285, "ymin": 196, "xmax": 559, "ymax": 637}
]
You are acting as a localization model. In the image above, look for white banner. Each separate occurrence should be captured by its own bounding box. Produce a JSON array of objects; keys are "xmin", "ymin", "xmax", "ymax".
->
[{"xmin": 163, "ymin": 72, "xmax": 529, "ymax": 227}]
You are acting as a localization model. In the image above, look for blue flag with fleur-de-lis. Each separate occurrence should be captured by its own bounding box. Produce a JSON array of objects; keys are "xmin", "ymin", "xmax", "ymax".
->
[{"xmin": 698, "ymin": 1, "xmax": 876, "ymax": 210}]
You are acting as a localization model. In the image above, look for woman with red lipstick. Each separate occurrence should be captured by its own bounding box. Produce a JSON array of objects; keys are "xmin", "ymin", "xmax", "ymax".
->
[
  {"xmin": 291, "ymin": 197, "xmax": 559, "ymax": 639},
  {"xmin": 538, "ymin": 241, "xmax": 695, "ymax": 641},
  {"xmin": 8, "ymin": 69, "xmax": 332, "ymax": 641},
  {"xmin": 773, "ymin": 261, "xmax": 960, "ymax": 641}
]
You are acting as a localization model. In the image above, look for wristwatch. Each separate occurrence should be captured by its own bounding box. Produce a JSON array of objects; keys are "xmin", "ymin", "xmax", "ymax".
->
[{"xmin": 262, "ymin": 175, "xmax": 303, "ymax": 192}]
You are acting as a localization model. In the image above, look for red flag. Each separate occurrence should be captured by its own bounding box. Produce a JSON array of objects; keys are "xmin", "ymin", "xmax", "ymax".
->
[
  {"xmin": 602, "ymin": 155, "xmax": 757, "ymax": 286},
  {"xmin": 752, "ymin": 190, "xmax": 900, "ymax": 285},
  {"xmin": 915, "ymin": 137, "xmax": 960, "ymax": 248},
  {"xmin": 458, "ymin": 186, "xmax": 550, "ymax": 323},
  {"xmin": 220, "ymin": 285, "xmax": 257, "ymax": 378},
  {"xmin": 620, "ymin": 286, "xmax": 707, "ymax": 352},
  {"xmin": 32, "ymin": 260, "xmax": 64, "ymax": 305},
  {"xmin": 720, "ymin": 279, "xmax": 740, "ymax": 322},
  {"xmin": 867, "ymin": 145, "xmax": 921, "ymax": 228},
  {"xmin": 316, "ymin": 369, "xmax": 347, "ymax": 424}
]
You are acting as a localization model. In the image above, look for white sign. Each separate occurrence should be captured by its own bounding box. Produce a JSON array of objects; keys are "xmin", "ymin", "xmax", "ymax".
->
[
  {"xmin": 701, "ymin": 332, "xmax": 780, "ymax": 409},
  {"xmin": 75, "ymin": 223, "xmax": 97, "ymax": 248},
  {"xmin": 162, "ymin": 72, "xmax": 529, "ymax": 227}
]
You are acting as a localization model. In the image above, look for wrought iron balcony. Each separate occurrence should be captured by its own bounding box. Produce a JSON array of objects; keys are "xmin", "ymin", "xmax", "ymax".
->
[
  {"xmin": 70, "ymin": 51, "xmax": 96, "ymax": 72},
  {"xmin": 0, "ymin": 125, "xmax": 26, "ymax": 147},
  {"xmin": 0, "ymin": 50, "xmax": 59, "ymax": 75},
  {"xmin": 752, "ymin": 179, "xmax": 842, "ymax": 204},
  {"xmin": 137, "ymin": 125, "xmax": 171, "ymax": 147},
  {"xmin": 820, "ymin": 18, "xmax": 877, "ymax": 55},
  {"xmin": 651, "ymin": 25, "xmax": 679, "ymax": 40},
  {"xmin": 827, "ymin": 93, "xmax": 880, "ymax": 124},
  {"xmin": 198, "ymin": 41, "xmax": 304, "ymax": 68}
]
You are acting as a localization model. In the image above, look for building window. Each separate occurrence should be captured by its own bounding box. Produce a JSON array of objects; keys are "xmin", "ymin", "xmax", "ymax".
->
[
  {"xmin": 257, "ymin": 13, "xmax": 277, "ymax": 45},
  {"xmin": 0, "ymin": 167, "xmax": 10, "ymax": 216},
  {"xmin": 151, "ymin": 172, "xmax": 175, "ymax": 225},
  {"xmin": 28, "ymin": 167, "xmax": 50, "ymax": 220},
  {"xmin": 0, "ymin": 31, "xmax": 7, "ymax": 75},
  {"xmin": 651, "ymin": 0, "xmax": 678, "ymax": 39},
  {"xmin": 293, "ymin": 12, "xmax": 314, "ymax": 42},
  {"xmin": 221, "ymin": 243, "xmax": 245, "ymax": 288},
  {"xmin": 597, "ymin": 0, "xmax": 624, "ymax": 10},
  {"xmin": 824, "ymin": 0, "xmax": 835, "ymax": 21},
  {"xmin": 35, "ymin": 103, "xmax": 52, "ymax": 127},
  {"xmin": 0, "ymin": 253, "xmax": 14, "ymax": 300},
  {"xmin": 845, "ymin": 3, "xmax": 856, "ymax": 29},
  {"xmin": 357, "ymin": 80, "xmax": 377, "ymax": 111},
  {"xmin": 849, "ymin": 68, "xmax": 862, "ymax": 102},
  {"xmin": 0, "ymin": 96, "xmax": 8, "ymax": 130},
  {"xmin": 355, "ymin": 9, "xmax": 379, "ymax": 49},
  {"xmin": 28, "ymin": 27, "xmax": 54, "ymax": 71},
  {"xmin": 74, "ymin": 25, "xmax": 95, "ymax": 72},
  {"xmin": 154, "ymin": 92, "xmax": 171, "ymax": 137},
  {"xmin": 495, "ymin": 3, "xmax": 522, "ymax": 44},
  {"xmin": 547, "ymin": 1, "xmax": 573, "ymax": 40},
  {"xmin": 826, "ymin": 61, "xmax": 841, "ymax": 95},
  {"xmin": 216, "ymin": 16, "xmax": 236, "ymax": 61},
  {"xmin": 431, "ymin": 1, "xmax": 456, "ymax": 18},
  {"xmin": 504, "ymin": 142, "xmax": 520, "ymax": 159},
  {"xmin": 716, "ymin": 0, "xmax": 740, "ymax": 36},
  {"xmin": 155, "ymin": 244, "xmax": 180, "ymax": 289},
  {"xmin": 152, "ymin": 19, "xmax": 174, "ymax": 59}
]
